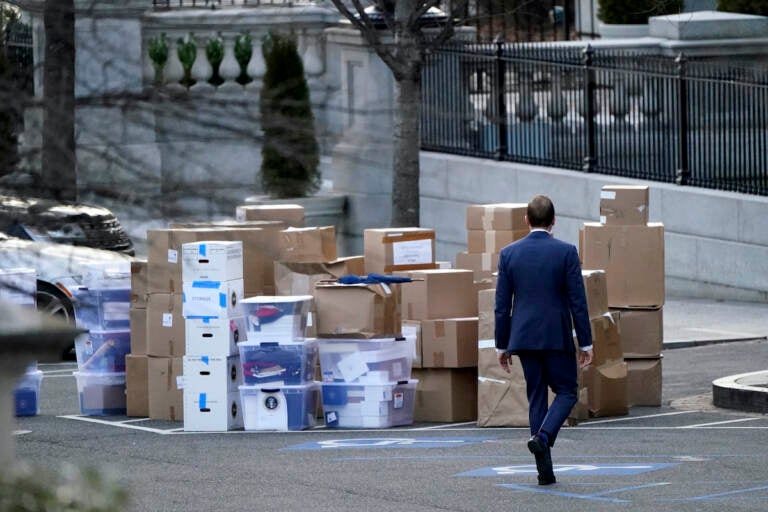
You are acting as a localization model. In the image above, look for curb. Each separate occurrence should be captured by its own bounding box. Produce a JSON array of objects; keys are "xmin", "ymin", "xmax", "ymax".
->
[
  {"xmin": 663, "ymin": 336, "xmax": 766, "ymax": 350},
  {"xmin": 712, "ymin": 370, "xmax": 768, "ymax": 414}
]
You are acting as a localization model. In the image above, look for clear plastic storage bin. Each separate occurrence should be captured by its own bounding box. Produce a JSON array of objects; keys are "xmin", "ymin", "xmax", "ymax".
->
[
  {"xmin": 14, "ymin": 369, "xmax": 43, "ymax": 417},
  {"xmin": 239, "ymin": 382, "xmax": 319, "ymax": 431},
  {"xmin": 73, "ymin": 371, "xmax": 126, "ymax": 416},
  {"xmin": 72, "ymin": 287, "xmax": 131, "ymax": 331},
  {"xmin": 75, "ymin": 330, "xmax": 131, "ymax": 372},
  {"xmin": 321, "ymin": 379, "xmax": 418, "ymax": 428},
  {"xmin": 238, "ymin": 339, "xmax": 317, "ymax": 385},
  {"xmin": 317, "ymin": 337, "xmax": 414, "ymax": 384},
  {"xmin": 240, "ymin": 295, "xmax": 313, "ymax": 340}
]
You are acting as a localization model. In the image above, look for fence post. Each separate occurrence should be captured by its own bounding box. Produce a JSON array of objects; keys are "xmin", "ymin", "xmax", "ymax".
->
[
  {"xmin": 582, "ymin": 44, "xmax": 596, "ymax": 172},
  {"xmin": 675, "ymin": 52, "xmax": 690, "ymax": 185},
  {"xmin": 494, "ymin": 40, "xmax": 508, "ymax": 160}
]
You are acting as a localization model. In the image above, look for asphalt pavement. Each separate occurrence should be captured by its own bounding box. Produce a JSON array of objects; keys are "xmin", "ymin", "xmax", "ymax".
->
[{"xmin": 11, "ymin": 295, "xmax": 768, "ymax": 512}]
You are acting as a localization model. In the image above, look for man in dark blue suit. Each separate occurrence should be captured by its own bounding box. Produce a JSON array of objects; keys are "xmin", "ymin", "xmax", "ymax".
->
[{"xmin": 495, "ymin": 195, "xmax": 593, "ymax": 485}]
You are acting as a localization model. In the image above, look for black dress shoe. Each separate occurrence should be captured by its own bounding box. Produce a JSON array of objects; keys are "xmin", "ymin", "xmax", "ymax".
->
[{"xmin": 527, "ymin": 434, "xmax": 556, "ymax": 485}]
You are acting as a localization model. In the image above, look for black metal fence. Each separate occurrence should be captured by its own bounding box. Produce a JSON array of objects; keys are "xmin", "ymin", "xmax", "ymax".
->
[
  {"xmin": 152, "ymin": 0, "xmax": 312, "ymax": 8},
  {"xmin": 422, "ymin": 42, "xmax": 768, "ymax": 196}
]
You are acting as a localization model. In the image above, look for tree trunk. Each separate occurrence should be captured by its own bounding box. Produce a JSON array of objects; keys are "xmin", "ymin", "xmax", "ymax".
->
[
  {"xmin": 41, "ymin": 0, "xmax": 76, "ymax": 201},
  {"xmin": 391, "ymin": 73, "xmax": 421, "ymax": 227}
]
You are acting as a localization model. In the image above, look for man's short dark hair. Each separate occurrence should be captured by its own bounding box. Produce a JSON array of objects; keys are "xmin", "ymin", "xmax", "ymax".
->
[{"xmin": 527, "ymin": 195, "xmax": 555, "ymax": 228}]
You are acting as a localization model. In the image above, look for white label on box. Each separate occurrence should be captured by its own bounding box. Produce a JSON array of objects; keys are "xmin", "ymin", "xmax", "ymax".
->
[
  {"xmin": 162, "ymin": 313, "xmax": 173, "ymax": 327},
  {"xmin": 482, "ymin": 253, "xmax": 492, "ymax": 271},
  {"xmin": 306, "ymin": 311, "xmax": 313, "ymax": 327},
  {"xmin": 337, "ymin": 351, "xmax": 369, "ymax": 382},
  {"xmin": 600, "ymin": 190, "xmax": 616, "ymax": 200},
  {"xmin": 394, "ymin": 391, "xmax": 404, "ymax": 409},
  {"xmin": 478, "ymin": 338, "xmax": 495, "ymax": 349},
  {"xmin": 102, "ymin": 302, "xmax": 129, "ymax": 321},
  {"xmin": 176, "ymin": 376, "xmax": 185, "ymax": 389},
  {"xmin": 391, "ymin": 361, "xmax": 403, "ymax": 379},
  {"xmin": 168, "ymin": 249, "xmax": 178, "ymax": 264},
  {"xmin": 392, "ymin": 239, "xmax": 432, "ymax": 265},
  {"xmin": 599, "ymin": 215, "xmax": 607, "ymax": 224}
]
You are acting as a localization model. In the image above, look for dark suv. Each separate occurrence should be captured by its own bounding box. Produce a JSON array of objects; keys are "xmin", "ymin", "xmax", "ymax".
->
[{"xmin": 0, "ymin": 194, "xmax": 134, "ymax": 256}]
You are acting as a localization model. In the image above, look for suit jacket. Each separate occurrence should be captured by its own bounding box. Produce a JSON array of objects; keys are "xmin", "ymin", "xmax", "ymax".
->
[{"xmin": 495, "ymin": 230, "xmax": 592, "ymax": 353}]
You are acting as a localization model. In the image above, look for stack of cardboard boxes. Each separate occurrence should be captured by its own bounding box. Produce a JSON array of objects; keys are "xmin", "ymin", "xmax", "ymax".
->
[
  {"xmin": 456, "ymin": 203, "xmax": 528, "ymax": 283},
  {"xmin": 181, "ymin": 241, "xmax": 246, "ymax": 431},
  {"xmin": 581, "ymin": 185, "xmax": 665, "ymax": 409}
]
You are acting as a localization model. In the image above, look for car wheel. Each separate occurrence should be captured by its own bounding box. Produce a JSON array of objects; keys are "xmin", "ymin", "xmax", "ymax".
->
[{"xmin": 36, "ymin": 281, "xmax": 77, "ymax": 360}]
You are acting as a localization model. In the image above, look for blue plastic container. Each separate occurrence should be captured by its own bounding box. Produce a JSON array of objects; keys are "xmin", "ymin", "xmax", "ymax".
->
[
  {"xmin": 14, "ymin": 370, "xmax": 43, "ymax": 417},
  {"xmin": 72, "ymin": 287, "xmax": 131, "ymax": 331},
  {"xmin": 238, "ymin": 339, "xmax": 317, "ymax": 385},
  {"xmin": 75, "ymin": 330, "xmax": 131, "ymax": 372},
  {"xmin": 239, "ymin": 382, "xmax": 319, "ymax": 431}
]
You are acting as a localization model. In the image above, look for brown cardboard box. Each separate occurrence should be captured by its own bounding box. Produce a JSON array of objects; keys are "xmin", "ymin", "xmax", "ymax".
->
[
  {"xmin": 582, "ymin": 270, "xmax": 609, "ymax": 320},
  {"xmin": 235, "ymin": 204, "xmax": 305, "ymax": 227},
  {"xmin": 126, "ymin": 354, "xmax": 149, "ymax": 417},
  {"xmin": 589, "ymin": 311, "xmax": 623, "ymax": 367},
  {"xmin": 275, "ymin": 256, "xmax": 365, "ymax": 296},
  {"xmin": 278, "ymin": 226, "xmax": 337, "ymax": 263},
  {"xmin": 455, "ymin": 252, "xmax": 499, "ymax": 281},
  {"xmin": 397, "ymin": 269, "xmax": 476, "ymax": 320},
  {"xmin": 363, "ymin": 228, "xmax": 437, "ymax": 274},
  {"xmin": 626, "ymin": 357, "xmax": 662, "ymax": 406},
  {"xmin": 169, "ymin": 221, "xmax": 286, "ymax": 296},
  {"xmin": 402, "ymin": 320, "xmax": 422, "ymax": 368},
  {"xmin": 466, "ymin": 203, "xmax": 528, "ymax": 231},
  {"xmin": 478, "ymin": 288, "xmax": 496, "ymax": 341},
  {"xmin": 129, "ymin": 307, "xmax": 147, "ymax": 355},
  {"xmin": 467, "ymin": 229, "xmax": 528, "ymax": 253},
  {"xmin": 148, "ymin": 227, "xmax": 271, "ymax": 297},
  {"xmin": 148, "ymin": 356, "xmax": 183, "ymax": 421},
  {"xmin": 585, "ymin": 360, "xmax": 628, "ymax": 417},
  {"xmin": 146, "ymin": 293, "xmax": 185, "ymax": 357},
  {"xmin": 412, "ymin": 368, "xmax": 478, "ymax": 422},
  {"xmin": 314, "ymin": 282, "xmax": 401, "ymax": 338},
  {"xmin": 421, "ymin": 317, "xmax": 478, "ymax": 368},
  {"xmin": 581, "ymin": 222, "xmax": 665, "ymax": 308},
  {"xmin": 612, "ymin": 307, "xmax": 663, "ymax": 358},
  {"xmin": 477, "ymin": 375, "xmax": 530, "ymax": 427},
  {"xmin": 600, "ymin": 185, "xmax": 649, "ymax": 226},
  {"xmin": 131, "ymin": 260, "xmax": 148, "ymax": 308}
]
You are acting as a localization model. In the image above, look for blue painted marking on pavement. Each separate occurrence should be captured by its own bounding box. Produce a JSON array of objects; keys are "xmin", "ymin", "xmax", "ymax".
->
[
  {"xmin": 660, "ymin": 485, "xmax": 768, "ymax": 501},
  {"xmin": 283, "ymin": 437, "xmax": 495, "ymax": 451},
  {"xmin": 457, "ymin": 462, "xmax": 678, "ymax": 477}
]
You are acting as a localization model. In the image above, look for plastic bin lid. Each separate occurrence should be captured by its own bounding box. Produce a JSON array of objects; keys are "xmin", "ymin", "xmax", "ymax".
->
[
  {"xmin": 239, "ymin": 381, "xmax": 319, "ymax": 392},
  {"xmin": 241, "ymin": 295, "xmax": 313, "ymax": 303}
]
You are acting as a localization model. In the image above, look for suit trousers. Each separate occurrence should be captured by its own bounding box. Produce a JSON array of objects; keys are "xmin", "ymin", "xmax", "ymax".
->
[{"xmin": 518, "ymin": 350, "xmax": 578, "ymax": 446}]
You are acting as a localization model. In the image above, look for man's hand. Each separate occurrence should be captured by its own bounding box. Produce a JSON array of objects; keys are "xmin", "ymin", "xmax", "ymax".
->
[
  {"xmin": 498, "ymin": 351, "xmax": 511, "ymax": 373},
  {"xmin": 578, "ymin": 349, "xmax": 593, "ymax": 369}
]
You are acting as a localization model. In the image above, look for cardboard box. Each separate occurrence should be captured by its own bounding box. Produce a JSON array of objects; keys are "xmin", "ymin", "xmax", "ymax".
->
[
  {"xmin": 181, "ymin": 279, "xmax": 244, "ymax": 319},
  {"xmin": 477, "ymin": 288, "xmax": 496, "ymax": 341},
  {"xmin": 589, "ymin": 312, "xmax": 623, "ymax": 367},
  {"xmin": 185, "ymin": 316, "xmax": 247, "ymax": 357},
  {"xmin": 148, "ymin": 356, "xmax": 183, "ymax": 421},
  {"xmin": 412, "ymin": 368, "xmax": 478, "ymax": 422},
  {"xmin": 363, "ymin": 228, "xmax": 437, "ymax": 275},
  {"xmin": 600, "ymin": 185, "xmax": 649, "ymax": 226},
  {"xmin": 477, "ymin": 375, "xmax": 530, "ymax": 427},
  {"xmin": 397, "ymin": 269, "xmax": 476, "ymax": 320},
  {"xmin": 235, "ymin": 204, "xmax": 305, "ymax": 227},
  {"xmin": 314, "ymin": 282, "xmax": 401, "ymax": 338},
  {"xmin": 181, "ymin": 241, "xmax": 243, "ymax": 283},
  {"xmin": 146, "ymin": 293, "xmax": 185, "ymax": 357},
  {"xmin": 466, "ymin": 203, "xmax": 528, "ymax": 231},
  {"xmin": 421, "ymin": 317, "xmax": 478, "ymax": 368},
  {"xmin": 131, "ymin": 260, "xmax": 148, "ymax": 308},
  {"xmin": 584, "ymin": 360, "xmax": 628, "ymax": 418},
  {"xmin": 402, "ymin": 320, "xmax": 422, "ymax": 368},
  {"xmin": 582, "ymin": 270, "xmax": 609, "ymax": 320},
  {"xmin": 126, "ymin": 354, "xmax": 148, "ymax": 417},
  {"xmin": 612, "ymin": 307, "xmax": 663, "ymax": 358},
  {"xmin": 182, "ymin": 355, "xmax": 242, "ymax": 399},
  {"xmin": 148, "ymin": 227, "xmax": 270, "ymax": 297},
  {"xmin": 467, "ymin": 229, "xmax": 528, "ymax": 253},
  {"xmin": 626, "ymin": 357, "xmax": 662, "ymax": 406},
  {"xmin": 183, "ymin": 390, "xmax": 243, "ymax": 432},
  {"xmin": 278, "ymin": 226, "xmax": 337, "ymax": 263},
  {"xmin": 275, "ymin": 256, "xmax": 365, "ymax": 296},
  {"xmin": 581, "ymin": 223, "xmax": 665, "ymax": 308},
  {"xmin": 129, "ymin": 307, "xmax": 147, "ymax": 355},
  {"xmin": 455, "ymin": 252, "xmax": 499, "ymax": 282}
]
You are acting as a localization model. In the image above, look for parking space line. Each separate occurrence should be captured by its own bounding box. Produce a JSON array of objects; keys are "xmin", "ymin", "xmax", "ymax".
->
[
  {"xmin": 496, "ymin": 483, "xmax": 629, "ymax": 503},
  {"xmin": 58, "ymin": 415, "xmax": 176, "ymax": 434},
  {"xmin": 664, "ymin": 485, "xmax": 768, "ymax": 501},
  {"xmin": 584, "ymin": 411, "xmax": 698, "ymax": 425},
  {"xmin": 680, "ymin": 417, "xmax": 762, "ymax": 428},
  {"xmin": 411, "ymin": 422, "xmax": 477, "ymax": 430},
  {"xmin": 589, "ymin": 482, "xmax": 670, "ymax": 497}
]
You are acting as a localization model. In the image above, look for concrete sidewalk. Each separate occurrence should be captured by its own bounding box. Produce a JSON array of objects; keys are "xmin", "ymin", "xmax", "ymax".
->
[{"xmin": 663, "ymin": 296, "xmax": 768, "ymax": 413}]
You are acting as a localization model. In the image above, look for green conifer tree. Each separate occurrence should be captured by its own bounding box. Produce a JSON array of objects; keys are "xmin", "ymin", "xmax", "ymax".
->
[{"xmin": 259, "ymin": 32, "xmax": 320, "ymax": 198}]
